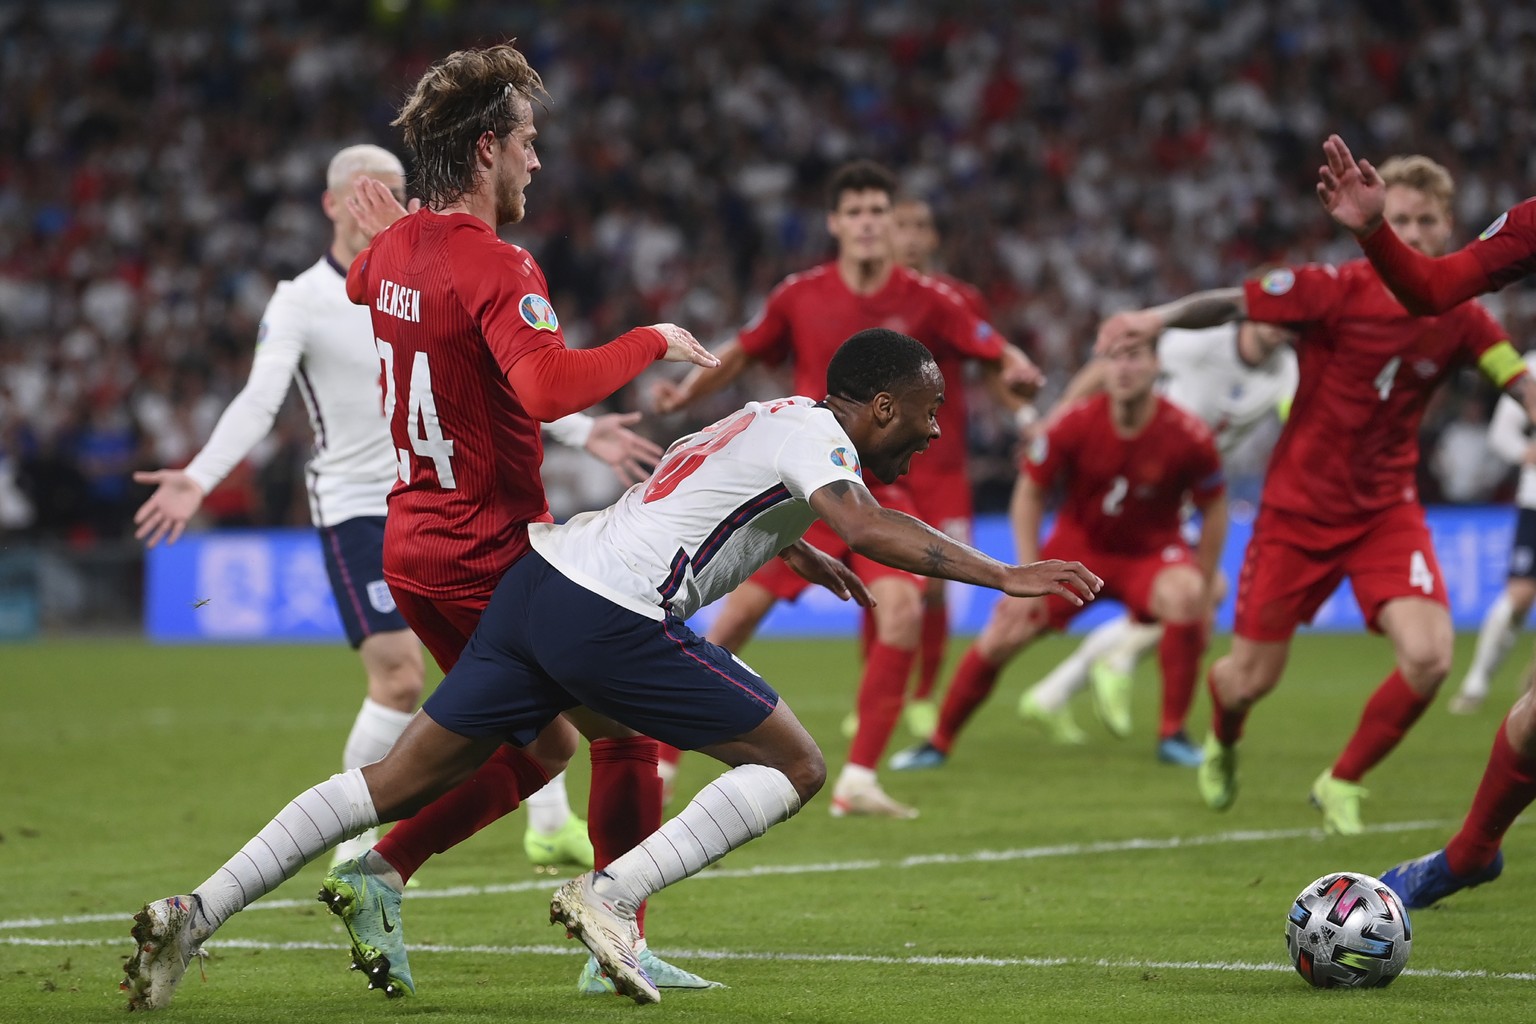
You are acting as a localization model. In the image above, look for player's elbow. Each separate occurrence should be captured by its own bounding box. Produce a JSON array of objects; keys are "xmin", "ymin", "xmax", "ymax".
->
[{"xmin": 519, "ymin": 393, "xmax": 577, "ymax": 422}]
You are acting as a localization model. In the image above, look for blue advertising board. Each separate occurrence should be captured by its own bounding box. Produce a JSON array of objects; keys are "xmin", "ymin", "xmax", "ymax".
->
[{"xmin": 145, "ymin": 506, "xmax": 1518, "ymax": 643}]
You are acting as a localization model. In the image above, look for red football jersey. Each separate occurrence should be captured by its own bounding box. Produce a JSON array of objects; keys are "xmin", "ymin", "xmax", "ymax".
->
[
  {"xmin": 1460, "ymin": 199, "xmax": 1536, "ymax": 294},
  {"xmin": 1023, "ymin": 393, "xmax": 1223, "ymax": 555},
  {"xmin": 349, "ymin": 210, "xmax": 649, "ymax": 598},
  {"xmin": 739, "ymin": 263, "xmax": 1003, "ymax": 480},
  {"xmin": 1244, "ymin": 259, "xmax": 1511, "ymax": 520}
]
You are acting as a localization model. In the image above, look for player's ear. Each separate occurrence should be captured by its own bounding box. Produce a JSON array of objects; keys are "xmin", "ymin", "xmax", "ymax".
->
[{"xmin": 870, "ymin": 390, "xmax": 897, "ymax": 426}]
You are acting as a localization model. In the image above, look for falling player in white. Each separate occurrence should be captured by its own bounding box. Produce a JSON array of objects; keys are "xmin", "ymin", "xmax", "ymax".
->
[
  {"xmin": 1015, "ymin": 320, "xmax": 1297, "ymax": 757},
  {"xmin": 1449, "ymin": 349, "xmax": 1536, "ymax": 713},
  {"xmin": 122, "ymin": 327, "xmax": 1100, "ymax": 1010},
  {"xmin": 131, "ymin": 144, "xmax": 663, "ymax": 867}
]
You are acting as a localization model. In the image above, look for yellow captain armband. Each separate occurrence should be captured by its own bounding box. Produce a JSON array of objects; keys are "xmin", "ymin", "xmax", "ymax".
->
[
  {"xmin": 1275, "ymin": 394, "xmax": 1294, "ymax": 423},
  {"xmin": 1479, "ymin": 341, "xmax": 1526, "ymax": 388}
]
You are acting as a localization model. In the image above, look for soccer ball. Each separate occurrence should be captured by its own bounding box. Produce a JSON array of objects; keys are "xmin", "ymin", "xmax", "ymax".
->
[{"xmin": 1284, "ymin": 872, "xmax": 1412, "ymax": 988}]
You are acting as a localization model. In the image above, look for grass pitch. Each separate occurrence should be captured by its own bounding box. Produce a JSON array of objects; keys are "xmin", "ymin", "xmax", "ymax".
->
[{"xmin": 2, "ymin": 632, "xmax": 1532, "ymax": 1022}]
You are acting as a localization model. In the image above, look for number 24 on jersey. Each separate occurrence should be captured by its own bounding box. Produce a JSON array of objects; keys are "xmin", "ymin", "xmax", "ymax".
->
[{"xmin": 377, "ymin": 339, "xmax": 458, "ymax": 489}]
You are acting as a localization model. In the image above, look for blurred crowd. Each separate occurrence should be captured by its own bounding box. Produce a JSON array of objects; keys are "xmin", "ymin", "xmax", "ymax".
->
[{"xmin": 4, "ymin": 0, "xmax": 1536, "ymax": 541}]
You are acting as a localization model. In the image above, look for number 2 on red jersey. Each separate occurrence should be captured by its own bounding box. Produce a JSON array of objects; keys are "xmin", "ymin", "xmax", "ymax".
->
[{"xmin": 377, "ymin": 339, "xmax": 458, "ymax": 489}]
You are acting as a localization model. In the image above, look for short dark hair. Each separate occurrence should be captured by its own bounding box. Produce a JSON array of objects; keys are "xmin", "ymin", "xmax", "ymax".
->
[
  {"xmin": 826, "ymin": 160, "xmax": 897, "ymax": 210},
  {"xmin": 393, "ymin": 42, "xmax": 546, "ymax": 208},
  {"xmin": 826, "ymin": 328, "xmax": 937, "ymax": 402}
]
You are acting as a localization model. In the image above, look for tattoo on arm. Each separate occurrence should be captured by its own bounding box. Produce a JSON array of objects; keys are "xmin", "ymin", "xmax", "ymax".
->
[{"xmin": 921, "ymin": 542, "xmax": 952, "ymax": 575}]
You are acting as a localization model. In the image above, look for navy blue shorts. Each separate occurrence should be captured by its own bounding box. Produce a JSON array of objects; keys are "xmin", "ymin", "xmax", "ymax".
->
[
  {"xmin": 318, "ymin": 516, "xmax": 409, "ymax": 648},
  {"xmin": 423, "ymin": 552, "xmax": 780, "ymax": 750},
  {"xmin": 1511, "ymin": 508, "xmax": 1536, "ymax": 580}
]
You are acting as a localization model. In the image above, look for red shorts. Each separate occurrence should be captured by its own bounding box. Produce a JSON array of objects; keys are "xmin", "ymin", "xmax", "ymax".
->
[
  {"xmin": 1233, "ymin": 503, "xmax": 1447, "ymax": 642},
  {"xmin": 390, "ymin": 584, "xmax": 494, "ymax": 673},
  {"xmin": 1037, "ymin": 526, "xmax": 1195, "ymax": 631},
  {"xmin": 747, "ymin": 483, "xmax": 925, "ymax": 601},
  {"xmin": 907, "ymin": 466, "xmax": 974, "ymax": 543}
]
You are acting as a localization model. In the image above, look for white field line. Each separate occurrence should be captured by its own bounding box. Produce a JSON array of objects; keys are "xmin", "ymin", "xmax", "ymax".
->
[
  {"xmin": 0, "ymin": 818, "xmax": 1452, "ymax": 932},
  {"xmin": 2, "ymin": 934, "xmax": 1533, "ymax": 982}
]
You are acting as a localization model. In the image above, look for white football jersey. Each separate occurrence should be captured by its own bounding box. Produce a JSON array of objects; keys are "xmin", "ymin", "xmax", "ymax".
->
[
  {"xmin": 1157, "ymin": 324, "xmax": 1298, "ymax": 458},
  {"xmin": 185, "ymin": 255, "xmax": 396, "ymax": 527},
  {"xmin": 530, "ymin": 397, "xmax": 864, "ymax": 621},
  {"xmin": 1485, "ymin": 352, "xmax": 1536, "ymax": 508}
]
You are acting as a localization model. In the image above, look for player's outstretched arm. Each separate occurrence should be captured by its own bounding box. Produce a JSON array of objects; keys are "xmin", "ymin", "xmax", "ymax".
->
[
  {"xmin": 131, "ymin": 469, "xmax": 206, "ymax": 548},
  {"xmin": 1094, "ymin": 288, "xmax": 1245, "ymax": 355},
  {"xmin": 778, "ymin": 539, "xmax": 876, "ymax": 607},
  {"xmin": 652, "ymin": 339, "xmax": 751, "ymax": 414},
  {"xmin": 809, "ymin": 479, "xmax": 1101, "ymax": 604},
  {"xmin": 1317, "ymin": 134, "xmax": 1385, "ymax": 238}
]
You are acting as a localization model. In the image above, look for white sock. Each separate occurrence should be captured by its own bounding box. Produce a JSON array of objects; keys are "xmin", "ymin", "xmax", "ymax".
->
[
  {"xmin": 591, "ymin": 764, "xmax": 801, "ymax": 915},
  {"xmin": 1464, "ymin": 592, "xmax": 1518, "ymax": 700},
  {"xmin": 525, "ymin": 770, "xmax": 574, "ymax": 834},
  {"xmin": 1032, "ymin": 616, "xmax": 1133, "ymax": 710},
  {"xmin": 1100, "ymin": 621, "xmax": 1164, "ymax": 677},
  {"xmin": 343, "ymin": 699, "xmax": 414, "ymax": 770},
  {"xmin": 834, "ymin": 763, "xmax": 877, "ymax": 792},
  {"xmin": 191, "ymin": 769, "xmax": 377, "ymax": 941}
]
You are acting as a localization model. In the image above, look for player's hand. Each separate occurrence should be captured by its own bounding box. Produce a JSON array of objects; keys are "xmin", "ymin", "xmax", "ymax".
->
[
  {"xmin": 651, "ymin": 378, "xmax": 688, "ymax": 415},
  {"xmin": 1094, "ymin": 309, "xmax": 1162, "ymax": 355},
  {"xmin": 779, "ymin": 541, "xmax": 877, "ymax": 608},
  {"xmin": 999, "ymin": 344, "xmax": 1044, "ymax": 396},
  {"xmin": 347, "ymin": 177, "xmax": 419, "ymax": 242},
  {"xmin": 653, "ymin": 324, "xmax": 720, "ymax": 368},
  {"xmin": 583, "ymin": 411, "xmax": 664, "ymax": 486},
  {"xmin": 1000, "ymin": 559, "xmax": 1102, "ymax": 605},
  {"xmin": 1317, "ymin": 134, "xmax": 1385, "ymax": 238},
  {"xmin": 131, "ymin": 469, "xmax": 206, "ymax": 548}
]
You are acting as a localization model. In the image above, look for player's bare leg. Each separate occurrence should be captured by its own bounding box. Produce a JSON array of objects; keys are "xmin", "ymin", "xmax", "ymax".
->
[
  {"xmin": 1200, "ymin": 636, "xmax": 1290, "ymax": 811},
  {"xmin": 835, "ymin": 575, "xmax": 922, "ymax": 817},
  {"xmin": 1317, "ymin": 598, "xmax": 1450, "ymax": 833},
  {"xmin": 554, "ymin": 702, "xmax": 818, "ymax": 1004},
  {"xmin": 1455, "ymin": 579, "xmax": 1536, "ymax": 714},
  {"xmin": 1146, "ymin": 564, "xmax": 1207, "ymax": 767}
]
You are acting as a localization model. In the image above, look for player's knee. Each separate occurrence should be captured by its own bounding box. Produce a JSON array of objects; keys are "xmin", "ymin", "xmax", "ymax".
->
[
  {"xmin": 875, "ymin": 602, "xmax": 923, "ymax": 648},
  {"xmin": 1507, "ymin": 692, "xmax": 1536, "ymax": 756},
  {"xmin": 1399, "ymin": 644, "xmax": 1452, "ymax": 689},
  {"xmin": 528, "ymin": 718, "xmax": 578, "ymax": 777},
  {"xmin": 784, "ymin": 747, "xmax": 826, "ymax": 804}
]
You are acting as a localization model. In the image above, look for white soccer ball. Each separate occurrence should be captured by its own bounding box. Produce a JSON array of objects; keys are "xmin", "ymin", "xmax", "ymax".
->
[{"xmin": 1285, "ymin": 872, "xmax": 1412, "ymax": 988}]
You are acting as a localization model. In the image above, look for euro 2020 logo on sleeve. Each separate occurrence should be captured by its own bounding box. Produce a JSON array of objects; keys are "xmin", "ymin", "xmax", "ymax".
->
[
  {"xmin": 1480, "ymin": 212, "xmax": 1509, "ymax": 241},
  {"xmin": 1260, "ymin": 268, "xmax": 1295, "ymax": 296},
  {"xmin": 829, "ymin": 446, "xmax": 861, "ymax": 476},
  {"xmin": 520, "ymin": 293, "xmax": 560, "ymax": 331}
]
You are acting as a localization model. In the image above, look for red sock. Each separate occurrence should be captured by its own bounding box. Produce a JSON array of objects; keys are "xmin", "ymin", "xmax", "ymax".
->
[
  {"xmin": 374, "ymin": 745, "xmax": 549, "ymax": 883},
  {"xmin": 913, "ymin": 602, "xmax": 948, "ymax": 701},
  {"xmin": 858, "ymin": 607, "xmax": 878, "ymax": 660},
  {"xmin": 1208, "ymin": 666, "xmax": 1248, "ymax": 746},
  {"xmin": 847, "ymin": 641, "xmax": 918, "ymax": 769},
  {"xmin": 932, "ymin": 646, "xmax": 1000, "ymax": 755},
  {"xmin": 1330, "ymin": 670, "xmax": 1432, "ymax": 782},
  {"xmin": 588, "ymin": 736, "xmax": 661, "ymax": 936},
  {"xmin": 1445, "ymin": 715, "xmax": 1536, "ymax": 875},
  {"xmin": 1157, "ymin": 623, "xmax": 1205, "ymax": 740},
  {"xmin": 656, "ymin": 743, "xmax": 682, "ymax": 770}
]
